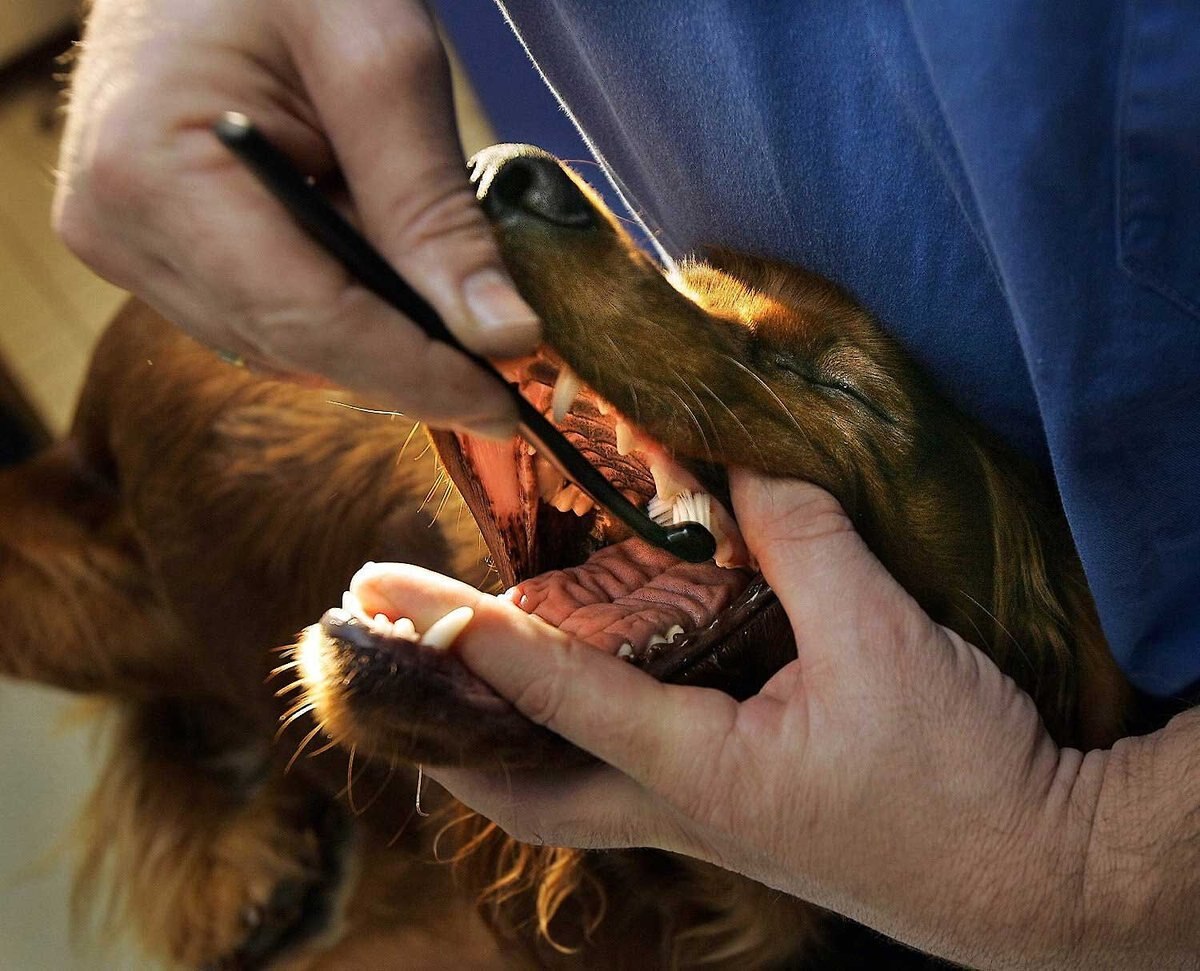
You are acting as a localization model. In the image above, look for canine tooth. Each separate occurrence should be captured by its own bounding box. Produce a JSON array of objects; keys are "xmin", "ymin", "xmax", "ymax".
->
[
  {"xmin": 617, "ymin": 642, "xmax": 634, "ymax": 658},
  {"xmin": 393, "ymin": 617, "xmax": 417, "ymax": 640},
  {"xmin": 325, "ymin": 607, "xmax": 353, "ymax": 624},
  {"xmin": 649, "ymin": 460, "xmax": 688, "ymax": 502},
  {"xmin": 615, "ymin": 421, "xmax": 635, "ymax": 456},
  {"xmin": 535, "ymin": 456, "xmax": 565, "ymax": 500},
  {"xmin": 422, "ymin": 606, "xmax": 475, "ymax": 651},
  {"xmin": 551, "ymin": 484, "xmax": 582, "ymax": 512},
  {"xmin": 666, "ymin": 624, "xmax": 685, "ymax": 641},
  {"xmin": 551, "ymin": 366, "xmax": 583, "ymax": 423},
  {"xmin": 342, "ymin": 590, "xmax": 366, "ymax": 619}
]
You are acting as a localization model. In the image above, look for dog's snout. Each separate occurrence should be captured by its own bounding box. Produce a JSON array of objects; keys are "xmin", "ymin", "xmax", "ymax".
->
[{"xmin": 474, "ymin": 148, "xmax": 595, "ymax": 230}]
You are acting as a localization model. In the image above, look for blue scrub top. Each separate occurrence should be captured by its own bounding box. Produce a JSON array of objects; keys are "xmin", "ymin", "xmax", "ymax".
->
[{"xmin": 438, "ymin": 1, "xmax": 1200, "ymax": 698}]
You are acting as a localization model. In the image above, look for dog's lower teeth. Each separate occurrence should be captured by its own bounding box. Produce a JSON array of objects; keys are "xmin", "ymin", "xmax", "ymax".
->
[
  {"xmin": 535, "ymin": 455, "xmax": 565, "ymax": 501},
  {"xmin": 666, "ymin": 624, "xmax": 685, "ymax": 641},
  {"xmin": 342, "ymin": 590, "xmax": 366, "ymax": 619},
  {"xmin": 551, "ymin": 366, "xmax": 583, "ymax": 423},
  {"xmin": 617, "ymin": 642, "xmax": 634, "ymax": 658},
  {"xmin": 421, "ymin": 606, "xmax": 475, "ymax": 651}
]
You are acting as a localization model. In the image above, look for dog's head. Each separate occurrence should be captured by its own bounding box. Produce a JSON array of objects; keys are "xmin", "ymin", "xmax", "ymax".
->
[{"xmin": 301, "ymin": 145, "xmax": 1128, "ymax": 772}]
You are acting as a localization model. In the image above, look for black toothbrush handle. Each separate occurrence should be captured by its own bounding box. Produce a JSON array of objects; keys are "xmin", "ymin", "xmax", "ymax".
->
[{"xmin": 213, "ymin": 111, "xmax": 715, "ymax": 564}]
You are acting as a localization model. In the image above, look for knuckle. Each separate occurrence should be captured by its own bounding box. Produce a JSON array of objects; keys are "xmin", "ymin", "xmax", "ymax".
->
[
  {"xmin": 381, "ymin": 181, "xmax": 490, "ymax": 258},
  {"xmin": 316, "ymin": 8, "xmax": 446, "ymax": 91},
  {"xmin": 512, "ymin": 667, "xmax": 569, "ymax": 730}
]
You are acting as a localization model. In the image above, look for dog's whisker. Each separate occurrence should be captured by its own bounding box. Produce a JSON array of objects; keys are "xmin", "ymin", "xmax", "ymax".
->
[
  {"xmin": 325, "ymin": 399, "xmax": 408, "ymax": 418},
  {"xmin": 693, "ymin": 375, "xmax": 770, "ymax": 470},
  {"xmin": 396, "ymin": 419, "xmax": 423, "ymax": 464},
  {"xmin": 268, "ymin": 659, "xmax": 301, "ymax": 678},
  {"xmin": 414, "ymin": 765, "xmax": 430, "ymax": 818},
  {"xmin": 665, "ymin": 387, "xmax": 714, "ymax": 466},
  {"xmin": 430, "ymin": 478, "xmax": 456, "ymax": 526},
  {"xmin": 344, "ymin": 744, "xmax": 362, "ymax": 814},
  {"xmin": 305, "ymin": 735, "xmax": 343, "ymax": 759},
  {"xmin": 347, "ymin": 757, "xmax": 397, "ymax": 818},
  {"xmin": 419, "ymin": 470, "xmax": 448, "ymax": 513},
  {"xmin": 285, "ymin": 722, "xmax": 327, "ymax": 773},
  {"xmin": 273, "ymin": 680, "xmax": 306, "ymax": 698},
  {"xmin": 275, "ymin": 702, "xmax": 317, "ymax": 739}
]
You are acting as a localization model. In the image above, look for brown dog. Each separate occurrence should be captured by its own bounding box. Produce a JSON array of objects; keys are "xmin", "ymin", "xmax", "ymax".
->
[{"xmin": 0, "ymin": 145, "xmax": 1131, "ymax": 968}]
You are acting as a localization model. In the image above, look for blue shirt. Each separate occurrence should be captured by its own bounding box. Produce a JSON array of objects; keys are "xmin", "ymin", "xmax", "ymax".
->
[{"xmin": 438, "ymin": 1, "xmax": 1200, "ymax": 698}]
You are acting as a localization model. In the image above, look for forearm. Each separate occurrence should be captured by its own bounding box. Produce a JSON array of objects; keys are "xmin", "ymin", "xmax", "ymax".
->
[
  {"xmin": 939, "ymin": 706, "xmax": 1200, "ymax": 969},
  {"xmin": 1069, "ymin": 706, "xmax": 1200, "ymax": 967}
]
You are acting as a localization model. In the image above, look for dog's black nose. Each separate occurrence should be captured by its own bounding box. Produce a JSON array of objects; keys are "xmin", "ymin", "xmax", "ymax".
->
[{"xmin": 473, "ymin": 147, "xmax": 596, "ymax": 230}]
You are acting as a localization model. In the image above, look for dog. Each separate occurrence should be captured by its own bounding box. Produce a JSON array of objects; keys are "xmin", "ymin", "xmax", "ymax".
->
[{"xmin": 0, "ymin": 144, "xmax": 1133, "ymax": 968}]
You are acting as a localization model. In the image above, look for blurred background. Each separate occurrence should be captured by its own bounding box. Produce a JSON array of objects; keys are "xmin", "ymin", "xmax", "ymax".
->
[{"xmin": 0, "ymin": 3, "xmax": 611, "ymax": 967}]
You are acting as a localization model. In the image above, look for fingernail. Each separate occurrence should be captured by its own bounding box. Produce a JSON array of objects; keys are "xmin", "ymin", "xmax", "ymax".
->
[{"xmin": 462, "ymin": 268, "xmax": 541, "ymax": 353}]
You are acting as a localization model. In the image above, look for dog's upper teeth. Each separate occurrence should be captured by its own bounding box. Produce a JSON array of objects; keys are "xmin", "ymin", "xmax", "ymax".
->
[
  {"xmin": 615, "ymin": 421, "xmax": 635, "ymax": 456},
  {"xmin": 647, "ymin": 631, "xmax": 670, "ymax": 648},
  {"xmin": 617, "ymin": 642, "xmax": 634, "ymax": 658},
  {"xmin": 649, "ymin": 459, "xmax": 689, "ymax": 503},
  {"xmin": 551, "ymin": 366, "xmax": 583, "ymax": 423},
  {"xmin": 422, "ymin": 606, "xmax": 475, "ymax": 651},
  {"xmin": 373, "ymin": 612, "xmax": 391, "ymax": 631},
  {"xmin": 549, "ymin": 482, "xmax": 594, "ymax": 516},
  {"xmin": 393, "ymin": 617, "xmax": 418, "ymax": 640},
  {"xmin": 326, "ymin": 606, "xmax": 353, "ymax": 624},
  {"xmin": 535, "ymin": 455, "xmax": 565, "ymax": 502},
  {"xmin": 666, "ymin": 624, "xmax": 685, "ymax": 641}
]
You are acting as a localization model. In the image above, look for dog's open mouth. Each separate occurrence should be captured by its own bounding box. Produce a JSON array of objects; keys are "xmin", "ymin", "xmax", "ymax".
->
[
  {"xmin": 314, "ymin": 349, "xmax": 795, "ymax": 709},
  {"xmin": 427, "ymin": 352, "xmax": 795, "ymax": 699}
]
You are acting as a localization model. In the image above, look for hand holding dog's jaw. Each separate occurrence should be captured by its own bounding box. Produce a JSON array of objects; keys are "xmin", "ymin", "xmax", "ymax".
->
[
  {"xmin": 410, "ymin": 471, "xmax": 1113, "ymax": 967},
  {"xmin": 54, "ymin": 0, "xmax": 538, "ymax": 439}
]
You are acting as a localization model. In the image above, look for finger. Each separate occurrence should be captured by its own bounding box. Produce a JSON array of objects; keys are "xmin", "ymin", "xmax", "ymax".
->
[
  {"xmin": 428, "ymin": 762, "xmax": 679, "ymax": 851},
  {"xmin": 152, "ymin": 160, "xmax": 520, "ymax": 433},
  {"xmin": 728, "ymin": 469, "xmax": 941, "ymax": 675},
  {"xmin": 284, "ymin": 0, "xmax": 541, "ymax": 359},
  {"xmin": 350, "ymin": 563, "xmax": 741, "ymax": 800}
]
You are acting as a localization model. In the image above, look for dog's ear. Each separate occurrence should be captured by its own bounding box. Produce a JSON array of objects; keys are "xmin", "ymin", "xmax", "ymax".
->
[{"xmin": 0, "ymin": 443, "xmax": 181, "ymax": 695}]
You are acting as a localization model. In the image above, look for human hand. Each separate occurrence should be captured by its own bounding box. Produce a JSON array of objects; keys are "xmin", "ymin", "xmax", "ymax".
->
[
  {"xmin": 358, "ymin": 470, "xmax": 1092, "ymax": 965},
  {"xmin": 54, "ymin": 0, "xmax": 537, "ymax": 437}
]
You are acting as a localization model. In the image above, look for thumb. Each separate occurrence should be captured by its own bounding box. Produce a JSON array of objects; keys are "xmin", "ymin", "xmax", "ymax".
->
[
  {"xmin": 281, "ymin": 0, "xmax": 540, "ymax": 359},
  {"xmin": 729, "ymin": 469, "xmax": 939, "ymax": 678}
]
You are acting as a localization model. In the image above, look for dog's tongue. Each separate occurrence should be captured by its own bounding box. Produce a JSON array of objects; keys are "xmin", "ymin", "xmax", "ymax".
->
[{"xmin": 505, "ymin": 537, "xmax": 751, "ymax": 655}]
